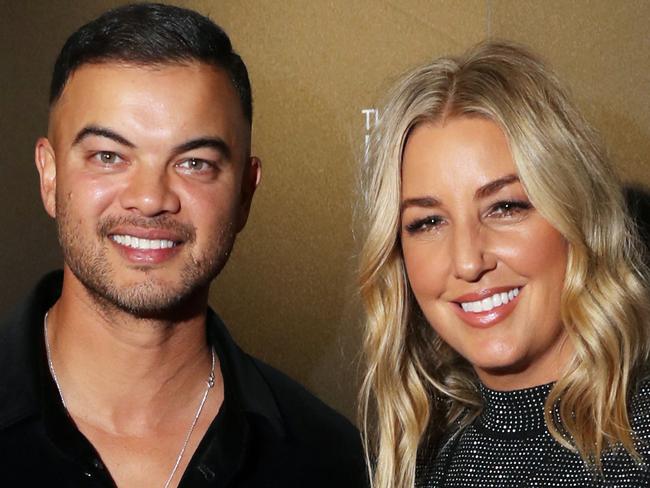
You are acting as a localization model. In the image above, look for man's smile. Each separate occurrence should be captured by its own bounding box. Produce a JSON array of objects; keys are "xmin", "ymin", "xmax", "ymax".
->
[
  {"xmin": 105, "ymin": 225, "xmax": 189, "ymax": 265},
  {"xmin": 110, "ymin": 235, "xmax": 178, "ymax": 250}
]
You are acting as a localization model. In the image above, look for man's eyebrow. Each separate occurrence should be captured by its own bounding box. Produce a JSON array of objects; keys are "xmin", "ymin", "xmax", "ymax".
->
[
  {"xmin": 173, "ymin": 137, "xmax": 232, "ymax": 160},
  {"xmin": 401, "ymin": 196, "xmax": 441, "ymax": 212},
  {"xmin": 72, "ymin": 125, "xmax": 135, "ymax": 147},
  {"xmin": 475, "ymin": 174, "xmax": 519, "ymax": 199}
]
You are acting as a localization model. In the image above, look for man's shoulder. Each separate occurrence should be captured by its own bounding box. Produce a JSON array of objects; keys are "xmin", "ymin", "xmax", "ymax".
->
[
  {"xmin": 240, "ymin": 355, "xmax": 367, "ymax": 486},
  {"xmin": 207, "ymin": 311, "xmax": 367, "ymax": 486},
  {"xmin": 208, "ymin": 310, "xmax": 360, "ymax": 443},
  {"xmin": 0, "ymin": 271, "xmax": 61, "ymax": 327},
  {"xmin": 0, "ymin": 273, "xmax": 62, "ymax": 423},
  {"xmin": 249, "ymin": 355, "xmax": 359, "ymax": 440}
]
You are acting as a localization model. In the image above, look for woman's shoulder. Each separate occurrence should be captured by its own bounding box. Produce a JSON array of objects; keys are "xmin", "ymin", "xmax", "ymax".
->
[
  {"xmin": 630, "ymin": 375, "xmax": 650, "ymax": 442},
  {"xmin": 631, "ymin": 375, "xmax": 650, "ymax": 410}
]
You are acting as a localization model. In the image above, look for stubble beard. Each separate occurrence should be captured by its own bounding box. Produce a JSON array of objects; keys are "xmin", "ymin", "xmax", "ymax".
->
[{"xmin": 56, "ymin": 201, "xmax": 235, "ymax": 319}]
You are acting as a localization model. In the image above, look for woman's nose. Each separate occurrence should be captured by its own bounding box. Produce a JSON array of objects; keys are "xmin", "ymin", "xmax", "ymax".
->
[{"xmin": 451, "ymin": 223, "xmax": 496, "ymax": 282}]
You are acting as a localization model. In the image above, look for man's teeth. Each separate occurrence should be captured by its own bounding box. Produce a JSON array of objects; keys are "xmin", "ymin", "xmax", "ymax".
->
[
  {"xmin": 110, "ymin": 235, "xmax": 176, "ymax": 250},
  {"xmin": 460, "ymin": 288, "xmax": 520, "ymax": 313}
]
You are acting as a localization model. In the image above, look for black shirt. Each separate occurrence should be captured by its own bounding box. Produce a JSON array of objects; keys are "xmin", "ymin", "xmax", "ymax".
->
[
  {"xmin": 416, "ymin": 381, "xmax": 650, "ymax": 487},
  {"xmin": 0, "ymin": 271, "xmax": 367, "ymax": 487}
]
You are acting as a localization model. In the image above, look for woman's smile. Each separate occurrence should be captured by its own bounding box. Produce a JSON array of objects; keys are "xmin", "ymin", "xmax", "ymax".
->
[{"xmin": 451, "ymin": 286, "xmax": 522, "ymax": 327}]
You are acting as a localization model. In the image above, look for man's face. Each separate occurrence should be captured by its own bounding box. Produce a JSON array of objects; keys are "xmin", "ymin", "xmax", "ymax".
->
[{"xmin": 36, "ymin": 62, "xmax": 260, "ymax": 316}]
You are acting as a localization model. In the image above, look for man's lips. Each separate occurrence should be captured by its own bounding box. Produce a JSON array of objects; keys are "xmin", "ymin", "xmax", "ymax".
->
[
  {"xmin": 107, "ymin": 229, "xmax": 185, "ymax": 263},
  {"xmin": 98, "ymin": 217, "xmax": 195, "ymax": 264},
  {"xmin": 98, "ymin": 216, "xmax": 195, "ymax": 243},
  {"xmin": 110, "ymin": 234, "xmax": 178, "ymax": 250}
]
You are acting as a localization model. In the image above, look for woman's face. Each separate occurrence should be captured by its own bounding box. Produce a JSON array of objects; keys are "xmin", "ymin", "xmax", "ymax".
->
[{"xmin": 400, "ymin": 116, "xmax": 571, "ymax": 390}]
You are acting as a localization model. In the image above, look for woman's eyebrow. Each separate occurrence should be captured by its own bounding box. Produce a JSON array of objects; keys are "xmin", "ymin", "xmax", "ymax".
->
[
  {"xmin": 400, "ymin": 174, "xmax": 520, "ymax": 212},
  {"xmin": 401, "ymin": 196, "xmax": 441, "ymax": 212},
  {"xmin": 475, "ymin": 174, "xmax": 519, "ymax": 200}
]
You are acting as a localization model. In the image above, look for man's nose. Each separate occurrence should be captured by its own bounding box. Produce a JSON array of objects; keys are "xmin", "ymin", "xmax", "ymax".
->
[
  {"xmin": 451, "ymin": 222, "xmax": 496, "ymax": 282},
  {"xmin": 119, "ymin": 164, "xmax": 181, "ymax": 217}
]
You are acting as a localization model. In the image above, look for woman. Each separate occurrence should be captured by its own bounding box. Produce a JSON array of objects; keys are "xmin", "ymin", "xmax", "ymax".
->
[{"xmin": 358, "ymin": 41, "xmax": 650, "ymax": 487}]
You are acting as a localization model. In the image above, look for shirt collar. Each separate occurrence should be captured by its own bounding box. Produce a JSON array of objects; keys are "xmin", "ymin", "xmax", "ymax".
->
[{"xmin": 206, "ymin": 308, "xmax": 285, "ymax": 437}]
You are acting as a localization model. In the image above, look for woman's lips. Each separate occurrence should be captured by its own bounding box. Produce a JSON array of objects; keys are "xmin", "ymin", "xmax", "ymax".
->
[{"xmin": 451, "ymin": 286, "xmax": 523, "ymax": 328}]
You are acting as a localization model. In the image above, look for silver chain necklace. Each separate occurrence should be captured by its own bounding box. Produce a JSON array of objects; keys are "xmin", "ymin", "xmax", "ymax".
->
[{"xmin": 44, "ymin": 311, "xmax": 216, "ymax": 488}]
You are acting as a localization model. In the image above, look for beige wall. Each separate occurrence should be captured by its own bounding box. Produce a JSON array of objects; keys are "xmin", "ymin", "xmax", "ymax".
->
[{"xmin": 1, "ymin": 0, "xmax": 648, "ymax": 422}]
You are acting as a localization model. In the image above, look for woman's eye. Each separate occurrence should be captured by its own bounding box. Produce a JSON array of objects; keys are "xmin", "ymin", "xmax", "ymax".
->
[
  {"xmin": 92, "ymin": 151, "xmax": 123, "ymax": 165},
  {"xmin": 488, "ymin": 200, "xmax": 532, "ymax": 218},
  {"xmin": 405, "ymin": 215, "xmax": 444, "ymax": 234}
]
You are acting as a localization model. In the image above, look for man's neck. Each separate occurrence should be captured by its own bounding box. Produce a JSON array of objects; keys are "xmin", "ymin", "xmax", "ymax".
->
[{"xmin": 45, "ymin": 273, "xmax": 220, "ymax": 436}]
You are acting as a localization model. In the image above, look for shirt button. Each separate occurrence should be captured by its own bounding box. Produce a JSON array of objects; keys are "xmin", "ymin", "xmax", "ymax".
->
[
  {"xmin": 83, "ymin": 471, "xmax": 93, "ymax": 478},
  {"xmin": 92, "ymin": 458, "xmax": 104, "ymax": 470}
]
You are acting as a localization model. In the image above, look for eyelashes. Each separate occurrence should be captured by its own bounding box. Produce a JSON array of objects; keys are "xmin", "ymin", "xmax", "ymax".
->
[
  {"xmin": 403, "ymin": 199, "xmax": 533, "ymax": 235},
  {"xmin": 488, "ymin": 199, "xmax": 533, "ymax": 217},
  {"xmin": 175, "ymin": 157, "xmax": 218, "ymax": 174},
  {"xmin": 405, "ymin": 215, "xmax": 443, "ymax": 234}
]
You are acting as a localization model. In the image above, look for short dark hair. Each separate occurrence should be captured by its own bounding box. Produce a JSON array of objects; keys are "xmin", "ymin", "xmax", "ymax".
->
[{"xmin": 50, "ymin": 2, "xmax": 252, "ymax": 124}]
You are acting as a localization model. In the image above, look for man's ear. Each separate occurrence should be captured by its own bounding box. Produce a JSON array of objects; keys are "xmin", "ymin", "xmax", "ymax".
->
[
  {"xmin": 35, "ymin": 137, "xmax": 57, "ymax": 218},
  {"xmin": 236, "ymin": 156, "xmax": 262, "ymax": 232}
]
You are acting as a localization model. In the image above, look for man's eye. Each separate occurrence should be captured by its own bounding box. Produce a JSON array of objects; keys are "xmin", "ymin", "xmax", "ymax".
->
[
  {"xmin": 177, "ymin": 158, "xmax": 214, "ymax": 172},
  {"xmin": 405, "ymin": 215, "xmax": 444, "ymax": 234},
  {"xmin": 488, "ymin": 200, "xmax": 532, "ymax": 218},
  {"xmin": 93, "ymin": 151, "xmax": 123, "ymax": 165}
]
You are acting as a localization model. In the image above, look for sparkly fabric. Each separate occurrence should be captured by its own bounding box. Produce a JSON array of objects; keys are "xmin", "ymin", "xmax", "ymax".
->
[{"xmin": 416, "ymin": 380, "xmax": 650, "ymax": 487}]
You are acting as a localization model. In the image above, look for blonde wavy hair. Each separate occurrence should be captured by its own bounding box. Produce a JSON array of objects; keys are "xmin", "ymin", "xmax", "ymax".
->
[{"xmin": 358, "ymin": 40, "xmax": 650, "ymax": 488}]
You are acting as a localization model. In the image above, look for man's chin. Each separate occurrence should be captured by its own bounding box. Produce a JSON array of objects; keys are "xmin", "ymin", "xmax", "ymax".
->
[
  {"xmin": 78, "ymin": 275, "xmax": 210, "ymax": 321},
  {"xmin": 62, "ymin": 244, "xmax": 229, "ymax": 320}
]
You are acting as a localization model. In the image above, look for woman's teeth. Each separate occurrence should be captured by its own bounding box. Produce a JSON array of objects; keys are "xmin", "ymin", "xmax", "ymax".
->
[{"xmin": 460, "ymin": 288, "xmax": 519, "ymax": 313}]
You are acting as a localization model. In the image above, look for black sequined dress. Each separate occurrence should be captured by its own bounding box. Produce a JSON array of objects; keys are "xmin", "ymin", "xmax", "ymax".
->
[{"xmin": 416, "ymin": 381, "xmax": 650, "ymax": 487}]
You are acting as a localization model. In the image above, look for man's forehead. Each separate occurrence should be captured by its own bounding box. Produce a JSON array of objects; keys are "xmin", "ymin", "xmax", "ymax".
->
[
  {"xmin": 52, "ymin": 60, "xmax": 234, "ymax": 107},
  {"xmin": 48, "ymin": 61, "xmax": 248, "ymax": 147}
]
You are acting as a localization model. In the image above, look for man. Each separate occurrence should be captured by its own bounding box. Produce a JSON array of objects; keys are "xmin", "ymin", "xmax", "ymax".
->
[{"xmin": 0, "ymin": 4, "xmax": 365, "ymax": 487}]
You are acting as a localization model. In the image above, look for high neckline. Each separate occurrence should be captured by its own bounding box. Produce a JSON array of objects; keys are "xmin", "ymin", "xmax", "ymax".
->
[{"xmin": 476, "ymin": 382, "xmax": 553, "ymax": 435}]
